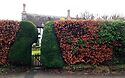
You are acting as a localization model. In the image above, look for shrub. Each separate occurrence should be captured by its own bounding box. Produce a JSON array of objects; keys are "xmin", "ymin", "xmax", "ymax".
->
[
  {"xmin": 54, "ymin": 20, "xmax": 112, "ymax": 65},
  {"xmin": 41, "ymin": 21, "xmax": 64, "ymax": 68},
  {"xmin": 54, "ymin": 20, "xmax": 125, "ymax": 65},
  {"xmin": 0, "ymin": 20, "xmax": 20, "ymax": 65},
  {"xmin": 40, "ymin": 20, "xmax": 125, "ymax": 67},
  {"xmin": 98, "ymin": 20, "xmax": 125, "ymax": 64},
  {"xmin": 9, "ymin": 21, "xmax": 38, "ymax": 66}
]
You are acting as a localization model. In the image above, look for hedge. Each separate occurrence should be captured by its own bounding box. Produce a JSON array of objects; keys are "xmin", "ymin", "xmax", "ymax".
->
[
  {"xmin": 98, "ymin": 20, "xmax": 125, "ymax": 64},
  {"xmin": 9, "ymin": 21, "xmax": 38, "ymax": 66},
  {"xmin": 54, "ymin": 20, "xmax": 125, "ymax": 65},
  {"xmin": 0, "ymin": 20, "xmax": 20, "ymax": 65},
  {"xmin": 41, "ymin": 21, "xmax": 64, "ymax": 68},
  {"xmin": 40, "ymin": 20, "xmax": 125, "ymax": 67},
  {"xmin": 54, "ymin": 20, "xmax": 113, "ymax": 65}
]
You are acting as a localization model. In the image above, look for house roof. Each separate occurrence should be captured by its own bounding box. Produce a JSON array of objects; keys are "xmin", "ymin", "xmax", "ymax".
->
[{"xmin": 24, "ymin": 13, "xmax": 62, "ymax": 28}]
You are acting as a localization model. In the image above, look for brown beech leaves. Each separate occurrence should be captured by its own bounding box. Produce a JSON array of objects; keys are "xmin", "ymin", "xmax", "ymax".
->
[
  {"xmin": 54, "ymin": 20, "xmax": 112, "ymax": 65},
  {"xmin": 0, "ymin": 20, "xmax": 20, "ymax": 65}
]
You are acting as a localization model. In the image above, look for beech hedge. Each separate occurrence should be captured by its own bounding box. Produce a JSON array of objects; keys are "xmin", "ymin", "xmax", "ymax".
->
[
  {"xmin": 41, "ymin": 20, "xmax": 125, "ymax": 67},
  {"xmin": 54, "ymin": 20, "xmax": 113, "ymax": 65},
  {"xmin": 0, "ymin": 20, "xmax": 20, "ymax": 65}
]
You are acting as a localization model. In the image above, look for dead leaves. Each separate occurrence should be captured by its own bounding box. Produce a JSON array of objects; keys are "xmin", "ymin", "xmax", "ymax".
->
[
  {"xmin": 0, "ymin": 20, "xmax": 20, "ymax": 65},
  {"xmin": 54, "ymin": 20, "xmax": 112, "ymax": 65}
]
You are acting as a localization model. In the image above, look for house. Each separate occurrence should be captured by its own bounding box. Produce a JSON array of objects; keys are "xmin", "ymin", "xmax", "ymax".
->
[
  {"xmin": 21, "ymin": 4, "xmax": 76, "ymax": 46},
  {"xmin": 21, "ymin": 4, "xmax": 61, "ymax": 46}
]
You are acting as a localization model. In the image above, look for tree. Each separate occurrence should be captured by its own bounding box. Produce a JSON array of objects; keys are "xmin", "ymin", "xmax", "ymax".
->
[{"xmin": 81, "ymin": 11, "xmax": 95, "ymax": 20}]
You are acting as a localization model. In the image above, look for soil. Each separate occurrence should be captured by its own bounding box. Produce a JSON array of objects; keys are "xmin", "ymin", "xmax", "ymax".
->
[
  {"xmin": 0, "ymin": 65, "xmax": 30, "ymax": 75},
  {"xmin": 33, "ymin": 65, "xmax": 125, "ymax": 76}
]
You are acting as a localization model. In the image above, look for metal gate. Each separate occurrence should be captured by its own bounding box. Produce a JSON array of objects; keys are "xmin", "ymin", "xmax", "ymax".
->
[{"xmin": 32, "ymin": 55, "xmax": 42, "ymax": 66}]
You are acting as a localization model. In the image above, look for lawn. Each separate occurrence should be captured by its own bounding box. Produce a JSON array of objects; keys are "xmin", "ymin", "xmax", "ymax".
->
[{"xmin": 32, "ymin": 48, "xmax": 40, "ymax": 55}]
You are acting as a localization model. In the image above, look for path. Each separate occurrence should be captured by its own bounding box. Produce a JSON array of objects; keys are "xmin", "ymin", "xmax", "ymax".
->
[
  {"xmin": 1, "ymin": 72, "xmax": 125, "ymax": 78},
  {"xmin": 0, "ymin": 68, "xmax": 125, "ymax": 78}
]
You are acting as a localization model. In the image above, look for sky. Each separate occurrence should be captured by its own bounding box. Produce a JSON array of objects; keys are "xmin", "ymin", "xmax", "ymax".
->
[{"xmin": 0, "ymin": 0, "xmax": 125, "ymax": 21}]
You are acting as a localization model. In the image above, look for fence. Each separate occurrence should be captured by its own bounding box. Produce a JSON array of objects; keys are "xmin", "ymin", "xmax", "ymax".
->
[{"xmin": 32, "ymin": 55, "xmax": 42, "ymax": 66}]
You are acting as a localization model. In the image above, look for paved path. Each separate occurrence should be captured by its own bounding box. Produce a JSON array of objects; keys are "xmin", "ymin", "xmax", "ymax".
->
[
  {"xmin": 1, "ymin": 73, "xmax": 125, "ymax": 78},
  {"xmin": 0, "ymin": 69, "xmax": 125, "ymax": 78}
]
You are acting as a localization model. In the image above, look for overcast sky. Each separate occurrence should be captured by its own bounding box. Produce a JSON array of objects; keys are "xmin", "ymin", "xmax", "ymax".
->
[{"xmin": 0, "ymin": 0, "xmax": 125, "ymax": 21}]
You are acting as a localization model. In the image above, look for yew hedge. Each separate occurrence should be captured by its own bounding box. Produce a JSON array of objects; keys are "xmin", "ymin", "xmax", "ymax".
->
[
  {"xmin": 0, "ymin": 20, "xmax": 38, "ymax": 66},
  {"xmin": 41, "ymin": 21, "xmax": 64, "ymax": 68},
  {"xmin": 9, "ymin": 21, "xmax": 38, "ymax": 66}
]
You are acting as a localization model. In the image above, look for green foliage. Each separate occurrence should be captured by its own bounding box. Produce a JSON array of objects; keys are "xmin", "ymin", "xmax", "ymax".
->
[
  {"xmin": 78, "ymin": 39, "xmax": 86, "ymax": 47},
  {"xmin": 9, "ymin": 21, "xmax": 38, "ymax": 66},
  {"xmin": 71, "ymin": 39, "xmax": 85, "ymax": 54},
  {"xmin": 98, "ymin": 21, "xmax": 120, "ymax": 43},
  {"xmin": 98, "ymin": 20, "xmax": 125, "ymax": 64},
  {"xmin": 67, "ymin": 64, "xmax": 94, "ymax": 71},
  {"xmin": 41, "ymin": 21, "xmax": 64, "ymax": 68},
  {"xmin": 32, "ymin": 46, "xmax": 40, "ymax": 55},
  {"xmin": 70, "ymin": 64, "xmax": 85, "ymax": 71}
]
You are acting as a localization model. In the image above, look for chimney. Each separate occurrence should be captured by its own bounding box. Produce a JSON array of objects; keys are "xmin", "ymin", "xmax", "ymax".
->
[
  {"xmin": 22, "ymin": 3, "xmax": 27, "ymax": 20},
  {"xmin": 67, "ymin": 9, "xmax": 71, "ymax": 20},
  {"xmin": 23, "ymin": 3, "xmax": 26, "ymax": 13}
]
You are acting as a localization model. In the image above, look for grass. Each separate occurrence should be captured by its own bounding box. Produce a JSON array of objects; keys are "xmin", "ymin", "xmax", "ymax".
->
[
  {"xmin": 110, "ymin": 64, "xmax": 125, "ymax": 72},
  {"xmin": 32, "ymin": 47, "xmax": 41, "ymax": 55},
  {"xmin": 32, "ymin": 50, "xmax": 40, "ymax": 55}
]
